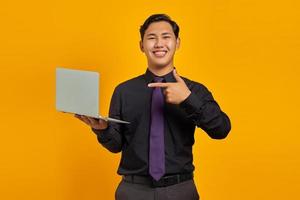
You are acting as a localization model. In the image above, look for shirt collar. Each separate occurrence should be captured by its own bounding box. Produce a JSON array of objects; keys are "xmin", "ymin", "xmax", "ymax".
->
[{"xmin": 144, "ymin": 67, "xmax": 177, "ymax": 84}]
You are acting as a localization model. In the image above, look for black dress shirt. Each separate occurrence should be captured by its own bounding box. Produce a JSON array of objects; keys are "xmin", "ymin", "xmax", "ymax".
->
[{"xmin": 92, "ymin": 68, "xmax": 231, "ymax": 176}]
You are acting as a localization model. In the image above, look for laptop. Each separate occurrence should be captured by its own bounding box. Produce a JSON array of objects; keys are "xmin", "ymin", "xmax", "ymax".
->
[{"xmin": 56, "ymin": 67, "xmax": 130, "ymax": 124}]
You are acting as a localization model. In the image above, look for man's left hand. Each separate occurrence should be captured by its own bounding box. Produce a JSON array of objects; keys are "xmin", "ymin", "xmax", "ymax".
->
[{"xmin": 148, "ymin": 69, "xmax": 191, "ymax": 104}]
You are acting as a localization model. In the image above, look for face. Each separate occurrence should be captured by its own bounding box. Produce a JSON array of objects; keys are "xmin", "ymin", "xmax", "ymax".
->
[{"xmin": 140, "ymin": 21, "xmax": 180, "ymax": 69}]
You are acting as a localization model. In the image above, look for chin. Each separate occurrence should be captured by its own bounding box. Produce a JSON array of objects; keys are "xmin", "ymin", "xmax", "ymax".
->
[
  {"xmin": 151, "ymin": 62, "xmax": 170, "ymax": 69},
  {"xmin": 151, "ymin": 59, "xmax": 171, "ymax": 68}
]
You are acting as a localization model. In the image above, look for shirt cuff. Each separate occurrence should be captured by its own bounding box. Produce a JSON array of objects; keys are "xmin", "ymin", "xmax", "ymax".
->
[
  {"xmin": 92, "ymin": 126, "xmax": 111, "ymax": 143},
  {"xmin": 179, "ymin": 92, "xmax": 204, "ymax": 116}
]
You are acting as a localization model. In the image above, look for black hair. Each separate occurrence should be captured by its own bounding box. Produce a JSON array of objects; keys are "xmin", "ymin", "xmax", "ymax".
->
[{"xmin": 139, "ymin": 14, "xmax": 179, "ymax": 40}]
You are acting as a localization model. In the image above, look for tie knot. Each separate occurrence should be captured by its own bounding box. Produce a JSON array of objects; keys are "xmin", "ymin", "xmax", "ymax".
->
[{"xmin": 154, "ymin": 77, "xmax": 164, "ymax": 83}]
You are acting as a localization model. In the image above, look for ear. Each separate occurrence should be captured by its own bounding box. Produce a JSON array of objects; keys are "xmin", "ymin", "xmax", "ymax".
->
[
  {"xmin": 176, "ymin": 37, "xmax": 181, "ymax": 50},
  {"xmin": 139, "ymin": 40, "xmax": 144, "ymax": 52}
]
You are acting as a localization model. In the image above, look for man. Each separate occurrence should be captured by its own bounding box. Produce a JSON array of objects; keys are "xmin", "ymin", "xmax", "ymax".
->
[{"xmin": 75, "ymin": 14, "xmax": 231, "ymax": 200}]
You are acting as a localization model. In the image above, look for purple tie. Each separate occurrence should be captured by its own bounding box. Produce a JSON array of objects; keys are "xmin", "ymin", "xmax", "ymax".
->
[{"xmin": 149, "ymin": 77, "xmax": 165, "ymax": 181}]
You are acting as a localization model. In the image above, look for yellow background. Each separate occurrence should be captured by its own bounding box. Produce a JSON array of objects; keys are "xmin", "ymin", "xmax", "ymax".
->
[{"xmin": 1, "ymin": 0, "xmax": 299, "ymax": 199}]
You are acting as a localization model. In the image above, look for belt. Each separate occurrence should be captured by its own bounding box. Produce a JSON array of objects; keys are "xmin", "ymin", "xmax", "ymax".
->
[{"xmin": 122, "ymin": 173, "xmax": 193, "ymax": 188}]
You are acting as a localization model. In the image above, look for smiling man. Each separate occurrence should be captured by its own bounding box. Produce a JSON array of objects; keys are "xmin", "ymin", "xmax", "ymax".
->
[{"xmin": 75, "ymin": 14, "xmax": 231, "ymax": 200}]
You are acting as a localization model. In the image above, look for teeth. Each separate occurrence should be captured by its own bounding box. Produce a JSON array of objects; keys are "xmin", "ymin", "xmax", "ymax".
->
[{"xmin": 153, "ymin": 51, "xmax": 167, "ymax": 57}]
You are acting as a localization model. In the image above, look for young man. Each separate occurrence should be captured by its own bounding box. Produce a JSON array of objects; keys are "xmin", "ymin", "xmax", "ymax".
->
[{"xmin": 75, "ymin": 14, "xmax": 231, "ymax": 200}]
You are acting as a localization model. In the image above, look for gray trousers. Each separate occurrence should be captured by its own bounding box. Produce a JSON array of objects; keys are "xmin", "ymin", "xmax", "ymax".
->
[{"xmin": 115, "ymin": 179, "xmax": 200, "ymax": 200}]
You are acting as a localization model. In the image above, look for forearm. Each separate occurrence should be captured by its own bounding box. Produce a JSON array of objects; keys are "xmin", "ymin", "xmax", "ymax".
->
[
  {"xmin": 180, "ymin": 89, "xmax": 231, "ymax": 139},
  {"xmin": 92, "ymin": 125, "xmax": 123, "ymax": 153},
  {"xmin": 91, "ymin": 85, "xmax": 125, "ymax": 152},
  {"xmin": 196, "ymin": 101, "xmax": 231, "ymax": 139}
]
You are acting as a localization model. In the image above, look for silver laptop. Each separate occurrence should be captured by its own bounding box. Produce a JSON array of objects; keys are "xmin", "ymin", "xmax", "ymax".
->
[{"xmin": 56, "ymin": 67, "xmax": 130, "ymax": 124}]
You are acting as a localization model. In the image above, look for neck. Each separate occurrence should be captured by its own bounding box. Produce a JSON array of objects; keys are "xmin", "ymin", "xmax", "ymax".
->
[{"xmin": 147, "ymin": 63, "xmax": 174, "ymax": 77}]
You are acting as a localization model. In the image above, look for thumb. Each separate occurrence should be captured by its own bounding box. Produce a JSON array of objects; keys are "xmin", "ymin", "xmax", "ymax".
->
[{"xmin": 173, "ymin": 69, "xmax": 184, "ymax": 83}]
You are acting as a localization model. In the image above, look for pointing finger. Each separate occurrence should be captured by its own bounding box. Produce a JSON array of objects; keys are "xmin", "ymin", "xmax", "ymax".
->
[{"xmin": 148, "ymin": 82, "xmax": 170, "ymax": 88}]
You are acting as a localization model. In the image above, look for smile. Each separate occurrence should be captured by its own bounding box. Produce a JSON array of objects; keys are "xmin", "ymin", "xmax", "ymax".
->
[{"xmin": 152, "ymin": 50, "xmax": 167, "ymax": 57}]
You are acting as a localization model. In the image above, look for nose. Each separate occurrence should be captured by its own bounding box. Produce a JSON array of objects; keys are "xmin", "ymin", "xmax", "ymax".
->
[{"xmin": 154, "ymin": 38, "xmax": 164, "ymax": 48}]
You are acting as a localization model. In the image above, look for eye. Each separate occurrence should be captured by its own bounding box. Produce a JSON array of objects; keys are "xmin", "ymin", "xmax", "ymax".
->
[
  {"xmin": 147, "ymin": 37, "xmax": 155, "ymax": 40},
  {"xmin": 163, "ymin": 36, "xmax": 171, "ymax": 39}
]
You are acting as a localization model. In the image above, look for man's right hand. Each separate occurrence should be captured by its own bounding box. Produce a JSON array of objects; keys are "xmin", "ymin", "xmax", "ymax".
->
[{"xmin": 74, "ymin": 114, "xmax": 108, "ymax": 130}]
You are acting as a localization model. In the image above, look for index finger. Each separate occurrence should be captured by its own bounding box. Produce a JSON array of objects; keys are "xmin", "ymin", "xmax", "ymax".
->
[
  {"xmin": 85, "ymin": 116, "xmax": 99, "ymax": 124},
  {"xmin": 148, "ymin": 82, "xmax": 170, "ymax": 88}
]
